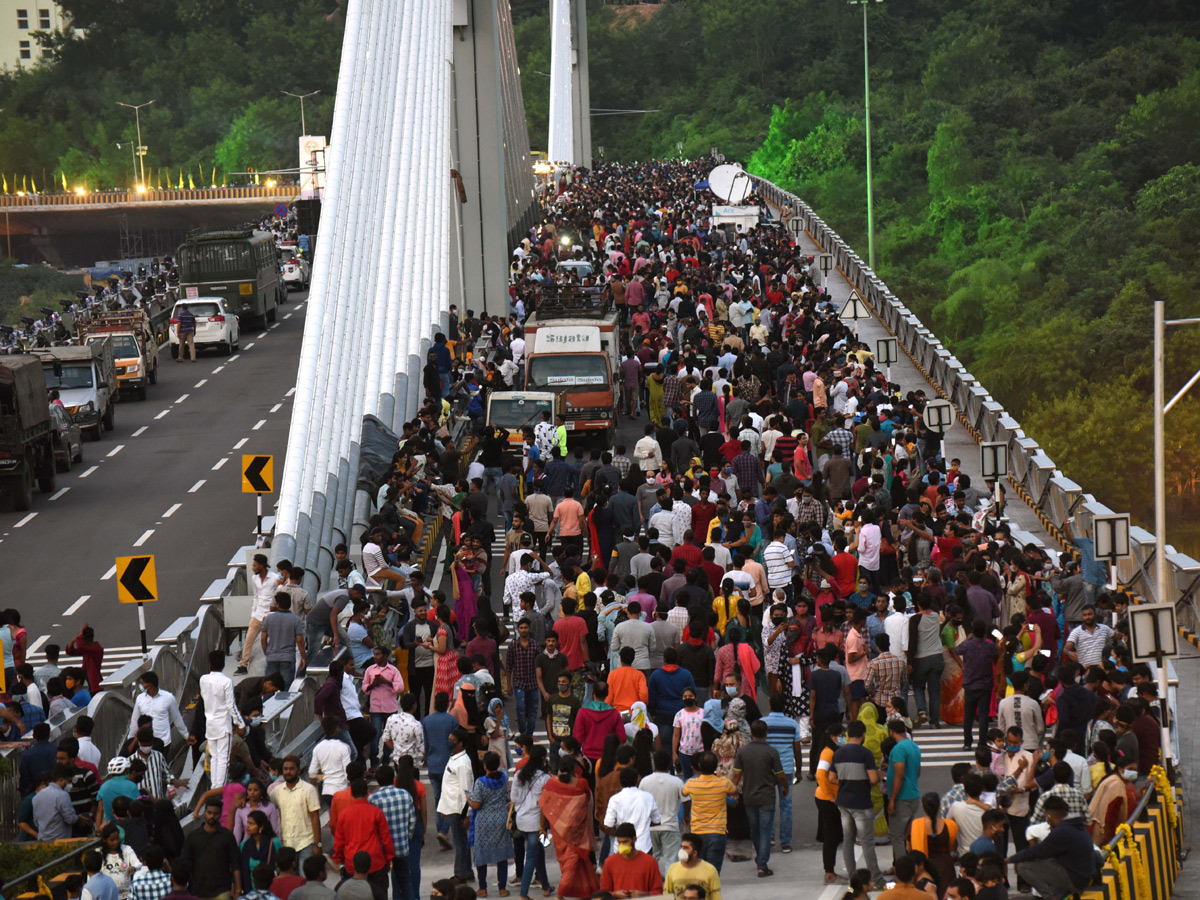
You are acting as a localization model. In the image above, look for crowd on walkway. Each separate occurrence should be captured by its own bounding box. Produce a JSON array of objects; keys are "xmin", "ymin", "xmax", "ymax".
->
[{"xmin": 0, "ymin": 159, "xmax": 1168, "ymax": 900}]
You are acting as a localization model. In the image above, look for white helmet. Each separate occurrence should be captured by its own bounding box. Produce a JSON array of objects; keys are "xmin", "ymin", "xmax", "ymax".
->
[{"xmin": 107, "ymin": 756, "xmax": 131, "ymax": 776}]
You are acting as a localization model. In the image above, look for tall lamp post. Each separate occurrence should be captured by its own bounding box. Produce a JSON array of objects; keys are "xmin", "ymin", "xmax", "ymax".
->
[
  {"xmin": 116, "ymin": 99, "xmax": 154, "ymax": 187},
  {"xmin": 848, "ymin": 0, "xmax": 882, "ymax": 271},
  {"xmin": 1153, "ymin": 302, "xmax": 1200, "ymax": 602},
  {"xmin": 282, "ymin": 90, "xmax": 321, "ymax": 135}
]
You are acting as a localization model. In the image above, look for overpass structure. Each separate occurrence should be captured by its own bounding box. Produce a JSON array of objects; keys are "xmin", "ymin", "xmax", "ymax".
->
[
  {"xmin": 0, "ymin": 186, "xmax": 300, "ymax": 264},
  {"xmin": 272, "ymin": 0, "xmax": 536, "ymax": 586}
]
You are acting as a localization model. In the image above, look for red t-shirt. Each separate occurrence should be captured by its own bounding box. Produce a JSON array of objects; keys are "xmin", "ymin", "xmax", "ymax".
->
[
  {"xmin": 271, "ymin": 876, "xmax": 307, "ymax": 900},
  {"xmin": 553, "ymin": 615, "xmax": 589, "ymax": 670},
  {"xmin": 832, "ymin": 552, "xmax": 859, "ymax": 597}
]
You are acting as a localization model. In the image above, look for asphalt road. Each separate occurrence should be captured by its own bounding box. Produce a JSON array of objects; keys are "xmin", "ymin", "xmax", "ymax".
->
[{"xmin": 1, "ymin": 290, "xmax": 309, "ymax": 665}]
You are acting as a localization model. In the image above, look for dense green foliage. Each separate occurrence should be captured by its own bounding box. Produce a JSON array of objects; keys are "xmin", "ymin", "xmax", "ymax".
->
[
  {"xmin": 0, "ymin": 263, "xmax": 87, "ymax": 327},
  {"xmin": 515, "ymin": 0, "xmax": 1200, "ymax": 549},
  {"xmin": 0, "ymin": 0, "xmax": 343, "ymax": 190}
]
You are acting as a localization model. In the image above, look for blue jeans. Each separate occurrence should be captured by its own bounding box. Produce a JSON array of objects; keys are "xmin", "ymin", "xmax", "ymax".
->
[
  {"xmin": 450, "ymin": 813, "xmax": 471, "ymax": 880},
  {"xmin": 676, "ymin": 751, "xmax": 694, "ymax": 782},
  {"xmin": 515, "ymin": 687, "xmax": 539, "ymax": 737},
  {"xmin": 910, "ymin": 653, "xmax": 945, "ymax": 724},
  {"xmin": 429, "ymin": 772, "xmax": 449, "ymax": 837},
  {"xmin": 482, "ymin": 466, "xmax": 502, "ymax": 499},
  {"xmin": 370, "ymin": 712, "xmax": 389, "ymax": 765},
  {"xmin": 515, "ymin": 830, "xmax": 550, "ymax": 898},
  {"xmin": 776, "ymin": 778, "xmax": 793, "ymax": 846},
  {"xmin": 698, "ymin": 833, "xmax": 727, "ymax": 874},
  {"xmin": 388, "ymin": 822, "xmax": 422, "ymax": 900},
  {"xmin": 747, "ymin": 802, "xmax": 775, "ymax": 870},
  {"xmin": 267, "ymin": 658, "xmax": 296, "ymax": 687}
]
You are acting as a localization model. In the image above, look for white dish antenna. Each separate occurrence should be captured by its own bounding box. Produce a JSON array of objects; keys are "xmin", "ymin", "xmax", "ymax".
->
[{"xmin": 708, "ymin": 164, "xmax": 752, "ymax": 204}]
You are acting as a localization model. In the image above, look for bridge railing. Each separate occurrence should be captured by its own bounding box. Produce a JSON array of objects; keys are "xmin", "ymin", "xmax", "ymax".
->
[
  {"xmin": 0, "ymin": 186, "xmax": 298, "ymax": 208},
  {"xmin": 750, "ymin": 174, "xmax": 1200, "ymax": 638}
]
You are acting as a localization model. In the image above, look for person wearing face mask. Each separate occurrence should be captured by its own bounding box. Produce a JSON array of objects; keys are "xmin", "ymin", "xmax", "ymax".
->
[
  {"xmin": 1087, "ymin": 749, "xmax": 1139, "ymax": 846},
  {"xmin": 663, "ymin": 833, "xmax": 722, "ymax": 900},
  {"xmin": 127, "ymin": 672, "xmax": 190, "ymax": 747},
  {"xmin": 996, "ymin": 726, "xmax": 1034, "ymax": 855},
  {"xmin": 129, "ymin": 725, "xmax": 179, "ymax": 800},
  {"xmin": 599, "ymin": 821, "xmax": 664, "ymax": 898}
]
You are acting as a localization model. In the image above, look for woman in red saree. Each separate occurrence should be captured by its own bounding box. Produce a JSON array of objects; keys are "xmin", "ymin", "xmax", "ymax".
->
[{"xmin": 539, "ymin": 755, "xmax": 598, "ymax": 899}]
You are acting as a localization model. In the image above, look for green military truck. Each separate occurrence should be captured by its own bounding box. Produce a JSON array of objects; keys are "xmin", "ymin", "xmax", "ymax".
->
[{"xmin": 0, "ymin": 356, "xmax": 56, "ymax": 511}]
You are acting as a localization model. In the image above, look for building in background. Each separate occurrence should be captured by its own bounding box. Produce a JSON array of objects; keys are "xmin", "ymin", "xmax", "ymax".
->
[{"xmin": 0, "ymin": 1, "xmax": 75, "ymax": 70}]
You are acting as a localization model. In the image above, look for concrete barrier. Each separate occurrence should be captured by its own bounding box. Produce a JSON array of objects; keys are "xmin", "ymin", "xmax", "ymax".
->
[{"xmin": 1082, "ymin": 768, "xmax": 1182, "ymax": 900}]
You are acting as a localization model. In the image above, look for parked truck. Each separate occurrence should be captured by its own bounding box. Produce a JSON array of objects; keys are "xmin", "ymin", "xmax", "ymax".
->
[
  {"xmin": 78, "ymin": 309, "xmax": 159, "ymax": 400},
  {"xmin": 0, "ymin": 356, "xmax": 56, "ymax": 510},
  {"xmin": 522, "ymin": 286, "xmax": 621, "ymax": 443},
  {"xmin": 34, "ymin": 341, "xmax": 118, "ymax": 441}
]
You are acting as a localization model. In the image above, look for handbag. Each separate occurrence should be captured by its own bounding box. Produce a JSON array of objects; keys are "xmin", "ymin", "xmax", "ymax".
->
[{"xmin": 507, "ymin": 803, "xmax": 521, "ymax": 838}]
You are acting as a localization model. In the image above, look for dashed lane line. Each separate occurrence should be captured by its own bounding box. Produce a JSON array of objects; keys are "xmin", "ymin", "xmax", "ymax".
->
[
  {"xmin": 155, "ymin": 409, "xmax": 171, "ymax": 420},
  {"xmin": 212, "ymin": 457, "xmax": 229, "ymax": 471},
  {"xmin": 189, "ymin": 479, "xmax": 206, "ymax": 493},
  {"xmin": 101, "ymin": 565, "xmax": 117, "ymax": 580},
  {"xmin": 270, "ymin": 403, "xmax": 283, "ymax": 413},
  {"xmin": 133, "ymin": 529, "xmax": 154, "ymax": 547},
  {"xmin": 252, "ymin": 419, "xmax": 266, "ymax": 431},
  {"xmin": 133, "ymin": 426, "xmax": 148, "ymax": 437},
  {"xmin": 50, "ymin": 487, "xmax": 69, "ymax": 501},
  {"xmin": 79, "ymin": 465, "xmax": 99, "ymax": 478},
  {"xmin": 107, "ymin": 444, "xmax": 125, "ymax": 457},
  {"xmin": 14, "ymin": 512, "xmax": 37, "ymax": 527},
  {"xmin": 175, "ymin": 393, "xmax": 190, "ymax": 404},
  {"xmin": 163, "ymin": 503, "xmax": 182, "ymax": 518},
  {"xmin": 194, "ymin": 379, "xmax": 207, "ymax": 388},
  {"xmin": 63, "ymin": 595, "xmax": 90, "ymax": 615},
  {"xmin": 233, "ymin": 438, "xmax": 248, "ymax": 449}
]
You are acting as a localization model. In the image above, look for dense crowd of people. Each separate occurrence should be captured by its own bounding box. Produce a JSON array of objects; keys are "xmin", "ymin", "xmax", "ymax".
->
[{"xmin": 0, "ymin": 159, "xmax": 1169, "ymax": 900}]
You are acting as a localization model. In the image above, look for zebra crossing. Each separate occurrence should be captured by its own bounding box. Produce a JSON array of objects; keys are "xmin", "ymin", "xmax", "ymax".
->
[{"xmin": 24, "ymin": 645, "xmax": 147, "ymax": 679}]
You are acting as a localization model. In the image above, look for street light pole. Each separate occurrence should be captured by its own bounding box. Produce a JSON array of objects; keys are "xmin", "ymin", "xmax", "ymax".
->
[
  {"xmin": 849, "ymin": 0, "xmax": 880, "ymax": 271},
  {"xmin": 117, "ymin": 100, "xmax": 154, "ymax": 187},
  {"xmin": 117, "ymin": 143, "xmax": 137, "ymax": 187},
  {"xmin": 282, "ymin": 90, "xmax": 321, "ymax": 135},
  {"xmin": 1153, "ymin": 301, "xmax": 1200, "ymax": 606}
]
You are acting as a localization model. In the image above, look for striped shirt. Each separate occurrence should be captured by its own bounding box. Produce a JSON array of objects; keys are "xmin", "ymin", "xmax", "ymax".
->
[
  {"xmin": 137, "ymin": 748, "xmax": 172, "ymax": 799},
  {"xmin": 680, "ymin": 774, "xmax": 737, "ymax": 834},
  {"xmin": 1066, "ymin": 623, "xmax": 1113, "ymax": 667},
  {"xmin": 762, "ymin": 712, "xmax": 801, "ymax": 774},
  {"xmin": 762, "ymin": 540, "xmax": 793, "ymax": 589}
]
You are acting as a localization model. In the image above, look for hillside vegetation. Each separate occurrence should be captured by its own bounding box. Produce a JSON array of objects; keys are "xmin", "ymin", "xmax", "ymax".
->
[
  {"xmin": 515, "ymin": 0, "xmax": 1200, "ymax": 550},
  {"xmin": 0, "ymin": 0, "xmax": 343, "ymax": 190}
]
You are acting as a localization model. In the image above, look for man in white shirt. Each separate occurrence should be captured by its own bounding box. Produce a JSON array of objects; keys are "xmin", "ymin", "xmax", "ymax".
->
[
  {"xmin": 603, "ymin": 766, "xmax": 662, "ymax": 853},
  {"xmin": 649, "ymin": 504, "xmax": 680, "ymax": 550},
  {"xmin": 199, "ymin": 650, "xmax": 244, "ymax": 788},
  {"xmin": 237, "ymin": 553, "xmax": 281, "ymax": 674},
  {"xmin": 127, "ymin": 671, "xmax": 190, "ymax": 745},
  {"xmin": 437, "ymin": 728, "xmax": 477, "ymax": 883},
  {"xmin": 73, "ymin": 716, "xmax": 102, "ymax": 768},
  {"xmin": 361, "ymin": 529, "xmax": 408, "ymax": 590},
  {"xmin": 634, "ymin": 425, "xmax": 663, "ymax": 472},
  {"xmin": 308, "ymin": 715, "xmax": 352, "ymax": 798},
  {"xmin": 884, "ymin": 594, "xmax": 912, "ymax": 657}
]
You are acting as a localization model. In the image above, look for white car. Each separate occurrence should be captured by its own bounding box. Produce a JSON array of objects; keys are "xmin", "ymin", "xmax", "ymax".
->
[
  {"xmin": 169, "ymin": 297, "xmax": 240, "ymax": 357},
  {"xmin": 282, "ymin": 257, "xmax": 311, "ymax": 290}
]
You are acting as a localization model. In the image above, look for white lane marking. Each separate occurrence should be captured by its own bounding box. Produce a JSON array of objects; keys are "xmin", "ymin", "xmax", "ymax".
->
[
  {"xmin": 101, "ymin": 565, "xmax": 117, "ymax": 580},
  {"xmin": 63, "ymin": 595, "xmax": 91, "ymax": 615},
  {"xmin": 175, "ymin": 393, "xmax": 189, "ymax": 404},
  {"xmin": 163, "ymin": 503, "xmax": 182, "ymax": 518},
  {"xmin": 194, "ymin": 379, "xmax": 207, "ymax": 388},
  {"xmin": 233, "ymin": 438, "xmax": 248, "ymax": 450},
  {"xmin": 212, "ymin": 366, "xmax": 225, "ymax": 374},
  {"xmin": 228, "ymin": 354, "xmax": 241, "ymax": 361},
  {"xmin": 155, "ymin": 409, "xmax": 171, "ymax": 419},
  {"xmin": 133, "ymin": 529, "xmax": 154, "ymax": 547},
  {"xmin": 14, "ymin": 512, "xmax": 37, "ymax": 527},
  {"xmin": 79, "ymin": 465, "xmax": 99, "ymax": 478},
  {"xmin": 132, "ymin": 426, "xmax": 148, "ymax": 437},
  {"xmin": 212, "ymin": 457, "xmax": 229, "ymax": 470},
  {"xmin": 244, "ymin": 343, "xmax": 255, "ymax": 350},
  {"xmin": 257, "ymin": 332, "xmax": 268, "ymax": 339},
  {"xmin": 252, "ymin": 419, "xmax": 266, "ymax": 431},
  {"xmin": 269, "ymin": 323, "xmax": 279, "ymax": 330},
  {"xmin": 107, "ymin": 444, "xmax": 125, "ymax": 457},
  {"xmin": 189, "ymin": 479, "xmax": 206, "ymax": 493},
  {"xmin": 295, "ymin": 303, "xmax": 304, "ymax": 310},
  {"xmin": 50, "ymin": 487, "xmax": 70, "ymax": 501},
  {"xmin": 283, "ymin": 313, "xmax": 292, "ymax": 320},
  {"xmin": 28, "ymin": 634, "xmax": 50, "ymax": 654},
  {"xmin": 286, "ymin": 387, "xmax": 296, "ymax": 397},
  {"xmin": 270, "ymin": 403, "xmax": 282, "ymax": 413}
]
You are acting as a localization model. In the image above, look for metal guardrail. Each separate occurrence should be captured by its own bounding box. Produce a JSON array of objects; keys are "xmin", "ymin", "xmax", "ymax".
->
[
  {"xmin": 0, "ymin": 186, "xmax": 298, "ymax": 208},
  {"xmin": 750, "ymin": 174, "xmax": 1200, "ymax": 638}
]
